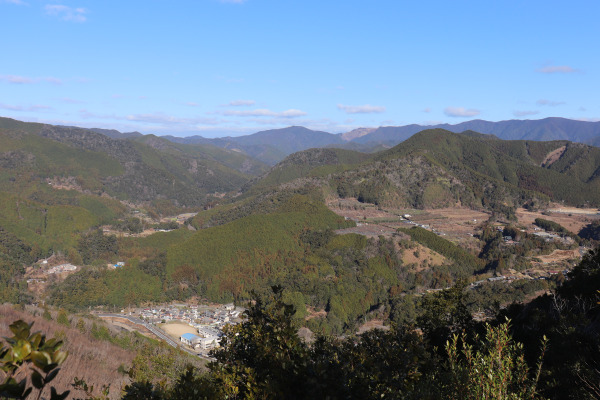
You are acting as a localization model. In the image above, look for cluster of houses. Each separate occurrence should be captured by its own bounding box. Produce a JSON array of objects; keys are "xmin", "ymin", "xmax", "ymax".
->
[
  {"xmin": 45, "ymin": 263, "xmax": 77, "ymax": 275},
  {"xmin": 180, "ymin": 327, "xmax": 222, "ymax": 351},
  {"xmin": 177, "ymin": 304, "xmax": 243, "ymax": 352},
  {"xmin": 140, "ymin": 303, "xmax": 241, "ymax": 325},
  {"xmin": 137, "ymin": 303, "xmax": 243, "ymax": 352}
]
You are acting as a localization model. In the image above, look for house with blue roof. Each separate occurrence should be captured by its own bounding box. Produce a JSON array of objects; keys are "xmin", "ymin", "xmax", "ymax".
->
[{"xmin": 180, "ymin": 332, "xmax": 201, "ymax": 347}]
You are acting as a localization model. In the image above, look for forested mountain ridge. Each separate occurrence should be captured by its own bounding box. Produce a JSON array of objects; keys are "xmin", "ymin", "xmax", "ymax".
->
[
  {"xmin": 163, "ymin": 126, "xmax": 346, "ymax": 165},
  {"xmin": 0, "ymin": 116, "xmax": 264, "ymax": 207},
  {"xmin": 350, "ymin": 117, "xmax": 600, "ymax": 147},
  {"xmin": 0, "ymin": 116, "xmax": 265, "ymax": 275},
  {"xmin": 247, "ymin": 129, "xmax": 600, "ymax": 216}
]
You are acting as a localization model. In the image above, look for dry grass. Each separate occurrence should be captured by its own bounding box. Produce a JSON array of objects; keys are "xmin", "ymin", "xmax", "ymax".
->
[
  {"xmin": 159, "ymin": 322, "xmax": 197, "ymax": 341},
  {"xmin": 516, "ymin": 207, "xmax": 595, "ymax": 233},
  {"xmin": 400, "ymin": 243, "xmax": 446, "ymax": 270},
  {"xmin": 0, "ymin": 305, "xmax": 135, "ymax": 399}
]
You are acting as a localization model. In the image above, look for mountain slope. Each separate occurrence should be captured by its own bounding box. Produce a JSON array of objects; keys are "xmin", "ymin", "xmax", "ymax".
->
[
  {"xmin": 238, "ymin": 129, "xmax": 600, "ymax": 219},
  {"xmin": 352, "ymin": 118, "xmax": 600, "ymax": 147},
  {"xmin": 0, "ymin": 117, "xmax": 272, "ymax": 255},
  {"xmin": 164, "ymin": 126, "xmax": 345, "ymax": 165},
  {"xmin": 248, "ymin": 147, "xmax": 371, "ymax": 190}
]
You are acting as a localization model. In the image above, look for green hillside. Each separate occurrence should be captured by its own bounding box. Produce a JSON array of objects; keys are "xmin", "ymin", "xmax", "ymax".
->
[
  {"xmin": 167, "ymin": 195, "xmax": 352, "ymax": 297},
  {"xmin": 248, "ymin": 147, "xmax": 371, "ymax": 190},
  {"xmin": 374, "ymin": 129, "xmax": 600, "ymax": 208},
  {"xmin": 133, "ymin": 134, "xmax": 270, "ymax": 177},
  {"xmin": 0, "ymin": 117, "xmax": 260, "ymax": 209}
]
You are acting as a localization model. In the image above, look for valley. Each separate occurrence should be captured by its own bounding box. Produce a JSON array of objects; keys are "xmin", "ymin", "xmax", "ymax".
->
[{"xmin": 1, "ymin": 116, "xmax": 600, "ymax": 399}]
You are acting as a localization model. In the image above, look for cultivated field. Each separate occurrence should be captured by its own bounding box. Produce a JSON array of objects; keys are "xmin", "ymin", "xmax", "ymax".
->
[
  {"xmin": 532, "ymin": 249, "xmax": 582, "ymax": 265},
  {"xmin": 516, "ymin": 206, "xmax": 598, "ymax": 233}
]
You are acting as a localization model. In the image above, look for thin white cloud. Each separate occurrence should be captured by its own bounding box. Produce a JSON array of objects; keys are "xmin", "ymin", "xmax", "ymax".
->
[
  {"xmin": 537, "ymin": 99, "xmax": 565, "ymax": 106},
  {"xmin": 3, "ymin": 0, "xmax": 28, "ymax": 5},
  {"xmin": 423, "ymin": 107, "xmax": 432, "ymax": 113},
  {"xmin": 537, "ymin": 65, "xmax": 579, "ymax": 74},
  {"xmin": 43, "ymin": 76, "xmax": 63, "ymax": 84},
  {"xmin": 58, "ymin": 97, "xmax": 84, "ymax": 104},
  {"xmin": 0, "ymin": 74, "xmax": 62, "ymax": 84},
  {"xmin": 0, "ymin": 103, "xmax": 52, "ymax": 111},
  {"xmin": 513, "ymin": 110, "xmax": 539, "ymax": 117},
  {"xmin": 226, "ymin": 100, "xmax": 255, "ymax": 107},
  {"xmin": 45, "ymin": 4, "xmax": 87, "ymax": 22},
  {"xmin": 78, "ymin": 110, "xmax": 222, "ymax": 126},
  {"xmin": 444, "ymin": 107, "xmax": 480, "ymax": 118},
  {"xmin": 185, "ymin": 102, "xmax": 200, "ymax": 107},
  {"xmin": 0, "ymin": 75, "xmax": 33, "ymax": 84},
  {"xmin": 125, "ymin": 113, "xmax": 221, "ymax": 125},
  {"xmin": 221, "ymin": 108, "xmax": 307, "ymax": 118},
  {"xmin": 337, "ymin": 104, "xmax": 386, "ymax": 114}
]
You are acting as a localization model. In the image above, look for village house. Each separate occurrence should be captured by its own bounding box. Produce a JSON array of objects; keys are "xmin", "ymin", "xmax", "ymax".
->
[{"xmin": 180, "ymin": 332, "xmax": 201, "ymax": 347}]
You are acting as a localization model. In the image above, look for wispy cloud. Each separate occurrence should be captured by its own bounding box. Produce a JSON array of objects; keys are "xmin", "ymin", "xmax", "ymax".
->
[
  {"xmin": 423, "ymin": 107, "xmax": 432, "ymax": 113},
  {"xmin": 337, "ymin": 104, "xmax": 386, "ymax": 114},
  {"xmin": 79, "ymin": 109, "xmax": 222, "ymax": 127},
  {"xmin": 221, "ymin": 108, "xmax": 307, "ymax": 118},
  {"xmin": 185, "ymin": 102, "xmax": 200, "ymax": 107},
  {"xmin": 45, "ymin": 4, "xmax": 87, "ymax": 22},
  {"xmin": 0, "ymin": 74, "xmax": 62, "ymax": 84},
  {"xmin": 58, "ymin": 97, "xmax": 84, "ymax": 104},
  {"xmin": 0, "ymin": 75, "xmax": 33, "ymax": 84},
  {"xmin": 444, "ymin": 107, "xmax": 480, "ymax": 118},
  {"xmin": 0, "ymin": 103, "xmax": 52, "ymax": 111},
  {"xmin": 537, "ymin": 99, "xmax": 565, "ymax": 106},
  {"xmin": 537, "ymin": 65, "xmax": 579, "ymax": 74},
  {"xmin": 3, "ymin": 0, "xmax": 28, "ymax": 5},
  {"xmin": 513, "ymin": 110, "xmax": 539, "ymax": 117},
  {"xmin": 125, "ymin": 113, "xmax": 221, "ymax": 125},
  {"xmin": 226, "ymin": 100, "xmax": 255, "ymax": 107}
]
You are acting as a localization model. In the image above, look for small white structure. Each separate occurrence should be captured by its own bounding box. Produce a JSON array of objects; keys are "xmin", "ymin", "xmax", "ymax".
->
[{"xmin": 46, "ymin": 263, "xmax": 77, "ymax": 274}]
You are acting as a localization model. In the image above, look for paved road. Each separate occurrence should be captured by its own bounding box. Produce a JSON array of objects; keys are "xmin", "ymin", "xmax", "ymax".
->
[{"xmin": 97, "ymin": 313, "xmax": 208, "ymax": 359}]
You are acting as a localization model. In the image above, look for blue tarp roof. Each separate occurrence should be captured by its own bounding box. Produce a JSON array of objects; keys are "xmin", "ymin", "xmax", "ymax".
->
[{"xmin": 181, "ymin": 333, "xmax": 198, "ymax": 340}]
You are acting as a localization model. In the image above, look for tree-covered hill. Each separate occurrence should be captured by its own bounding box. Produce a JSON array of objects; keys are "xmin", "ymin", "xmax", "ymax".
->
[
  {"xmin": 164, "ymin": 126, "xmax": 347, "ymax": 165},
  {"xmin": 377, "ymin": 129, "xmax": 600, "ymax": 206},
  {"xmin": 0, "ymin": 117, "xmax": 271, "ymax": 210},
  {"xmin": 0, "ymin": 116, "xmax": 270, "ymax": 271},
  {"xmin": 247, "ymin": 147, "xmax": 371, "ymax": 190},
  {"xmin": 234, "ymin": 128, "xmax": 600, "ymax": 221}
]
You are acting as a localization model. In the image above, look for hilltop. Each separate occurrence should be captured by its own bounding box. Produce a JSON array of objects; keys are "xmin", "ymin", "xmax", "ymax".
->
[{"xmin": 152, "ymin": 117, "xmax": 600, "ymax": 164}]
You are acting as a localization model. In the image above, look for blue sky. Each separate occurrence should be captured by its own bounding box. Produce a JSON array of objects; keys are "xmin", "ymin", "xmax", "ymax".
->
[{"xmin": 1, "ymin": 0, "xmax": 598, "ymax": 137}]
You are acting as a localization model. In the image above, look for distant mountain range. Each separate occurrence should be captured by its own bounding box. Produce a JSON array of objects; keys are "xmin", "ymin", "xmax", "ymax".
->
[
  {"xmin": 351, "ymin": 118, "xmax": 600, "ymax": 146},
  {"xmin": 163, "ymin": 126, "xmax": 345, "ymax": 165},
  {"xmin": 159, "ymin": 117, "xmax": 600, "ymax": 165}
]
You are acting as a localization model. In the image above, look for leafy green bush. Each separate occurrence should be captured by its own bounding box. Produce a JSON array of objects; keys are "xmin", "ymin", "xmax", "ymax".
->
[{"xmin": 0, "ymin": 320, "xmax": 69, "ymax": 399}]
